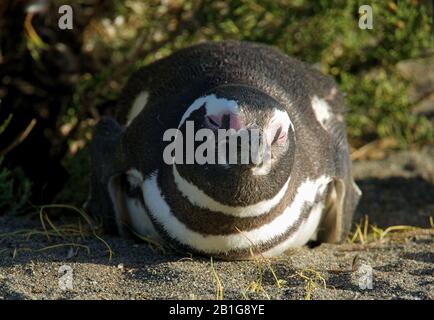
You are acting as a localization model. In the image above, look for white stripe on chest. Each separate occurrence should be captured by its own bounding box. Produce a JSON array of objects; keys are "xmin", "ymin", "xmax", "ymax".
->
[
  {"xmin": 262, "ymin": 200, "xmax": 325, "ymax": 257},
  {"xmin": 126, "ymin": 197, "xmax": 160, "ymax": 239},
  {"xmin": 118, "ymin": 169, "xmax": 160, "ymax": 239},
  {"xmin": 172, "ymin": 165, "xmax": 290, "ymax": 218},
  {"xmin": 141, "ymin": 171, "xmax": 330, "ymax": 254}
]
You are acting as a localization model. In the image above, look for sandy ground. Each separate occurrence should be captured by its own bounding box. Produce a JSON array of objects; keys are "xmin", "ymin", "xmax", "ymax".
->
[{"xmin": 0, "ymin": 148, "xmax": 433, "ymax": 300}]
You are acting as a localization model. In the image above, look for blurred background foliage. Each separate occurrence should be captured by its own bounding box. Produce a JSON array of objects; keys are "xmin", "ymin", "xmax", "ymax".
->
[{"xmin": 0, "ymin": 0, "xmax": 432, "ymax": 212}]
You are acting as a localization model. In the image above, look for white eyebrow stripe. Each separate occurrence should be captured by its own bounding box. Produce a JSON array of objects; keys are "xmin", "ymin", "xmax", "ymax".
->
[
  {"xmin": 271, "ymin": 109, "xmax": 294, "ymax": 132},
  {"xmin": 178, "ymin": 94, "xmax": 239, "ymax": 128}
]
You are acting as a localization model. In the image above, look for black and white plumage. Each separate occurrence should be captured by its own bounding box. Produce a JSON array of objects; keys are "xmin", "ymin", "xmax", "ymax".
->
[{"xmin": 85, "ymin": 40, "xmax": 361, "ymax": 260}]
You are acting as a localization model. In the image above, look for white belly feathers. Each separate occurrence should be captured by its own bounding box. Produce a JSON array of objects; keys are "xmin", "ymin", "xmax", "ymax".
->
[{"xmin": 123, "ymin": 169, "xmax": 331, "ymax": 256}]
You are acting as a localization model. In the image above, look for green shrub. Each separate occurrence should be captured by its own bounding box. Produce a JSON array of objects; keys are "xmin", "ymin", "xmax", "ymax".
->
[
  {"xmin": 0, "ymin": 107, "xmax": 32, "ymax": 215},
  {"xmin": 0, "ymin": 157, "xmax": 32, "ymax": 216},
  {"xmin": 83, "ymin": 0, "xmax": 432, "ymax": 146},
  {"xmin": 1, "ymin": 0, "xmax": 432, "ymax": 211}
]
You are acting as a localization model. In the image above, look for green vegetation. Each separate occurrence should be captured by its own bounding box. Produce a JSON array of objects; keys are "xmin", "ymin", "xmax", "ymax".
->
[
  {"xmin": 0, "ymin": 113, "xmax": 32, "ymax": 215},
  {"xmin": 0, "ymin": 157, "xmax": 32, "ymax": 215},
  {"xmin": 65, "ymin": 0, "xmax": 433, "ymax": 147},
  {"xmin": 75, "ymin": 0, "xmax": 433, "ymax": 146},
  {"xmin": 0, "ymin": 0, "xmax": 432, "ymax": 211}
]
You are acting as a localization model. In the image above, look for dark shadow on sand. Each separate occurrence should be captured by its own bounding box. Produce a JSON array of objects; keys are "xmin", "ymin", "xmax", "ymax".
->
[{"xmin": 354, "ymin": 176, "xmax": 434, "ymax": 228}]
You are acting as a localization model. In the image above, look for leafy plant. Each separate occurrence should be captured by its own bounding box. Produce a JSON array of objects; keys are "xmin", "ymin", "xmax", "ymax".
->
[
  {"xmin": 0, "ymin": 109, "xmax": 32, "ymax": 215},
  {"xmin": 0, "ymin": 158, "xmax": 32, "ymax": 215}
]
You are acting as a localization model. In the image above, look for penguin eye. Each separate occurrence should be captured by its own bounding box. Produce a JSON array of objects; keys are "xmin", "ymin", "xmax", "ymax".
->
[{"xmin": 272, "ymin": 127, "xmax": 285, "ymax": 144}]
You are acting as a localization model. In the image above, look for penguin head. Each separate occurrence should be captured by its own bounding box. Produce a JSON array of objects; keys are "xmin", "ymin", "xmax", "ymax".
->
[{"xmin": 173, "ymin": 84, "xmax": 295, "ymax": 207}]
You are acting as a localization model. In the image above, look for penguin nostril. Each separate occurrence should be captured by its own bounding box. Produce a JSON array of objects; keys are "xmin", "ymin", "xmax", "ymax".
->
[
  {"xmin": 207, "ymin": 115, "xmax": 221, "ymax": 128},
  {"xmin": 277, "ymin": 131, "xmax": 287, "ymax": 143},
  {"xmin": 207, "ymin": 113, "xmax": 243, "ymax": 130}
]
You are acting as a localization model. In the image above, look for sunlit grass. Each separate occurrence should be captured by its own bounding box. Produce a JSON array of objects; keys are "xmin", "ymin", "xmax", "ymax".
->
[
  {"xmin": 210, "ymin": 257, "xmax": 223, "ymax": 300},
  {"xmin": 350, "ymin": 215, "xmax": 434, "ymax": 245},
  {"xmin": 289, "ymin": 268, "xmax": 327, "ymax": 300},
  {"xmin": 240, "ymin": 248, "xmax": 271, "ymax": 300}
]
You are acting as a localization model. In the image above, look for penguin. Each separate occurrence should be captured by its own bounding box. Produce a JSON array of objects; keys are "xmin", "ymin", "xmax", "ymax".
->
[{"xmin": 85, "ymin": 40, "xmax": 361, "ymax": 260}]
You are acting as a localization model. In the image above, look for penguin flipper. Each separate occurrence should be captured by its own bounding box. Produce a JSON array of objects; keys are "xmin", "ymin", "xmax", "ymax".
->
[
  {"xmin": 85, "ymin": 116, "xmax": 124, "ymax": 233},
  {"xmin": 317, "ymin": 177, "xmax": 361, "ymax": 243}
]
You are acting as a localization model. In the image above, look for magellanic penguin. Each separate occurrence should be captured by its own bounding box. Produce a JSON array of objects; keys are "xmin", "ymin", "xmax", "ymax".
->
[{"xmin": 85, "ymin": 41, "xmax": 361, "ymax": 260}]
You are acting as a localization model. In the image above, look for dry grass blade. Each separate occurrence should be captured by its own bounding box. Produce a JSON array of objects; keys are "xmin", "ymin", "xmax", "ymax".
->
[
  {"xmin": 39, "ymin": 208, "xmax": 50, "ymax": 240},
  {"xmin": 1, "ymin": 204, "xmax": 113, "ymax": 260},
  {"xmin": 0, "ymin": 118, "xmax": 37, "ymax": 156},
  {"xmin": 0, "ymin": 229, "xmax": 49, "ymax": 238},
  {"xmin": 210, "ymin": 257, "xmax": 223, "ymax": 300},
  {"xmin": 35, "ymin": 243, "xmax": 91, "ymax": 255},
  {"xmin": 43, "ymin": 212, "xmax": 64, "ymax": 239},
  {"xmin": 351, "ymin": 138, "xmax": 397, "ymax": 161},
  {"xmin": 234, "ymin": 226, "xmax": 286, "ymax": 289},
  {"xmin": 39, "ymin": 204, "xmax": 113, "ymax": 260},
  {"xmin": 290, "ymin": 268, "xmax": 327, "ymax": 300},
  {"xmin": 350, "ymin": 216, "xmax": 434, "ymax": 245},
  {"xmin": 239, "ymin": 248, "xmax": 271, "ymax": 300}
]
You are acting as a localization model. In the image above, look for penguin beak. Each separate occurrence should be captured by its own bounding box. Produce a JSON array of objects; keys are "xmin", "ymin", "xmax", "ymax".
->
[
  {"xmin": 205, "ymin": 112, "xmax": 244, "ymax": 130},
  {"xmin": 223, "ymin": 128, "xmax": 272, "ymax": 173}
]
